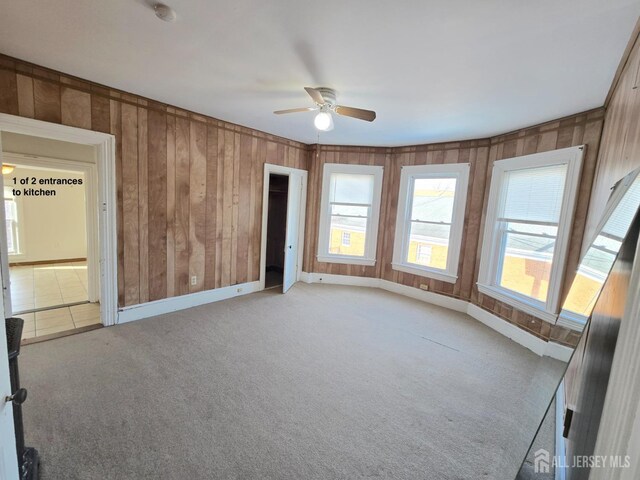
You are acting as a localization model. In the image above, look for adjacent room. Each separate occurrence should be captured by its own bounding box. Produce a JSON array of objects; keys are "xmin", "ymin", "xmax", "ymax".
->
[
  {"xmin": 1, "ymin": 1, "xmax": 640, "ymax": 479},
  {"xmin": 0, "ymin": 132, "xmax": 102, "ymax": 342}
]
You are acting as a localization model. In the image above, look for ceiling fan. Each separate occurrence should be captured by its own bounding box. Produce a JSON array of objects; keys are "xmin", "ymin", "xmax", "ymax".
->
[{"xmin": 274, "ymin": 87, "xmax": 376, "ymax": 131}]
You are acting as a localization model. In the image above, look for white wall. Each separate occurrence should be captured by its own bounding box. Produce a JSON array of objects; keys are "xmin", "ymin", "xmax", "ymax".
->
[
  {"xmin": 5, "ymin": 165, "xmax": 87, "ymax": 263},
  {"xmin": 0, "ymin": 132, "xmax": 94, "ymax": 264}
]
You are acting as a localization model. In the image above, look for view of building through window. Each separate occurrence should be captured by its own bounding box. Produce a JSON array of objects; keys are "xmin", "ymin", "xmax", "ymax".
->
[
  {"xmin": 496, "ymin": 164, "xmax": 567, "ymax": 303},
  {"xmin": 405, "ymin": 177, "xmax": 456, "ymax": 269},
  {"xmin": 327, "ymin": 173, "xmax": 374, "ymax": 257}
]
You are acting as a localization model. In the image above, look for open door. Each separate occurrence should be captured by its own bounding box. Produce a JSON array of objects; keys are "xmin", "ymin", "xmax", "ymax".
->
[
  {"xmin": 283, "ymin": 172, "xmax": 303, "ymax": 293},
  {"xmin": 261, "ymin": 164, "xmax": 307, "ymax": 294}
]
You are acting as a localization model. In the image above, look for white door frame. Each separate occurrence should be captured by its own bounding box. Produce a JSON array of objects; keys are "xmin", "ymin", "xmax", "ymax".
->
[
  {"xmin": 1, "ymin": 152, "xmax": 100, "ymax": 302},
  {"xmin": 259, "ymin": 164, "xmax": 307, "ymax": 291},
  {"xmin": 0, "ymin": 114, "xmax": 118, "ymax": 326}
]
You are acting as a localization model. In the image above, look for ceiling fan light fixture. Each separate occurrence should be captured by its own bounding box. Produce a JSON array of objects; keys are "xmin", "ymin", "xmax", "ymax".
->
[{"xmin": 314, "ymin": 111, "xmax": 334, "ymax": 131}]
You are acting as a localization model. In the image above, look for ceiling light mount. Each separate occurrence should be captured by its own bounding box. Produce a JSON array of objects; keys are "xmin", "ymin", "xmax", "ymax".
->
[
  {"xmin": 154, "ymin": 3, "xmax": 177, "ymax": 23},
  {"xmin": 314, "ymin": 88, "xmax": 337, "ymax": 107}
]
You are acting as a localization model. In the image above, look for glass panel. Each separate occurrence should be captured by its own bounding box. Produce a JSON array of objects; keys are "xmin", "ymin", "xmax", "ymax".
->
[
  {"xmin": 502, "ymin": 163, "xmax": 567, "ymax": 223},
  {"xmin": 330, "ymin": 173, "xmax": 374, "ymax": 204},
  {"xmin": 562, "ymin": 173, "xmax": 640, "ymax": 318},
  {"xmin": 410, "ymin": 177, "xmax": 456, "ymax": 223},
  {"xmin": 514, "ymin": 168, "xmax": 640, "ymax": 480},
  {"xmin": 331, "ymin": 204, "xmax": 369, "ymax": 217},
  {"xmin": 562, "ymin": 241, "xmax": 617, "ymax": 316},
  {"xmin": 329, "ymin": 215, "xmax": 367, "ymax": 257},
  {"xmin": 499, "ymin": 230, "xmax": 556, "ymax": 302},
  {"xmin": 406, "ymin": 222, "xmax": 450, "ymax": 269},
  {"xmin": 600, "ymin": 176, "xmax": 640, "ymax": 239}
]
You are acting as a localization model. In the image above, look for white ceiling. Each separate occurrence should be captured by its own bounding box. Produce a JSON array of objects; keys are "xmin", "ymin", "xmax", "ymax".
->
[{"xmin": 1, "ymin": 1, "xmax": 639, "ymax": 146}]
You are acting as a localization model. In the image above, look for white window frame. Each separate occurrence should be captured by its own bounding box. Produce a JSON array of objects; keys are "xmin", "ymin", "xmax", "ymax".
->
[
  {"xmin": 391, "ymin": 163, "xmax": 470, "ymax": 283},
  {"xmin": 317, "ymin": 163, "xmax": 384, "ymax": 266},
  {"xmin": 477, "ymin": 146, "xmax": 584, "ymax": 323}
]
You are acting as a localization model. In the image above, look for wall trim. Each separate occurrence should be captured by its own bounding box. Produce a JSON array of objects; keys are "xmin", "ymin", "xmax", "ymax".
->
[
  {"xmin": 300, "ymin": 271, "xmax": 571, "ymax": 360},
  {"xmin": 118, "ymin": 281, "xmax": 261, "ymax": 324}
]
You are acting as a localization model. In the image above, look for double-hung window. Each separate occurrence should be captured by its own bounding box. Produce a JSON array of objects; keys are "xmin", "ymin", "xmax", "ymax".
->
[
  {"xmin": 392, "ymin": 163, "xmax": 470, "ymax": 282},
  {"xmin": 478, "ymin": 146, "xmax": 584, "ymax": 322},
  {"xmin": 317, "ymin": 163, "xmax": 384, "ymax": 266}
]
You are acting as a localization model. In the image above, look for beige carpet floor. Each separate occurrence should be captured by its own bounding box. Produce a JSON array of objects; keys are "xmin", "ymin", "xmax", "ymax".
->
[{"xmin": 19, "ymin": 282, "xmax": 565, "ymax": 479}]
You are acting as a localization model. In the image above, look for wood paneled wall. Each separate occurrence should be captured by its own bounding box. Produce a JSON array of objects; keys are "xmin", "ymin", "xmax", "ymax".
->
[
  {"xmin": 0, "ymin": 55, "xmax": 308, "ymax": 308},
  {"xmin": 586, "ymin": 32, "xmax": 640, "ymax": 244},
  {"xmin": 304, "ymin": 111, "xmax": 605, "ymax": 345},
  {"xmin": 0, "ymin": 51, "xmax": 621, "ymax": 346}
]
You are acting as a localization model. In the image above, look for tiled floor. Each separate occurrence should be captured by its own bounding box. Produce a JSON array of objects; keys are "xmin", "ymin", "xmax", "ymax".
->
[
  {"xmin": 20, "ymin": 303, "xmax": 101, "ymax": 340},
  {"xmin": 10, "ymin": 261, "xmax": 89, "ymax": 313},
  {"xmin": 9, "ymin": 261, "xmax": 100, "ymax": 341}
]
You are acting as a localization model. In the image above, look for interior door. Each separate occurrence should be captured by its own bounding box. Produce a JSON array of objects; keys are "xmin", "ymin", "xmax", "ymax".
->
[{"xmin": 283, "ymin": 173, "xmax": 302, "ymax": 293}]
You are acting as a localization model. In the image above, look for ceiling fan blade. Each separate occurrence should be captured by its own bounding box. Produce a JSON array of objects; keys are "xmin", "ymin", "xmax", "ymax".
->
[
  {"xmin": 335, "ymin": 105, "xmax": 376, "ymax": 122},
  {"xmin": 273, "ymin": 107, "xmax": 317, "ymax": 115},
  {"xmin": 304, "ymin": 87, "xmax": 325, "ymax": 105}
]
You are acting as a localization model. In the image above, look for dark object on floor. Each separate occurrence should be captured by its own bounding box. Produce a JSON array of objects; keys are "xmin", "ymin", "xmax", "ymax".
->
[{"xmin": 6, "ymin": 317, "xmax": 39, "ymax": 479}]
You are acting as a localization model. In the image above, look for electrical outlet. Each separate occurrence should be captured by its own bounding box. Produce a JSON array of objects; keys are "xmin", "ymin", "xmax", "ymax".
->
[
  {"xmin": 419, "ymin": 284, "xmax": 429, "ymax": 291},
  {"xmin": 237, "ymin": 287, "xmax": 242, "ymax": 293},
  {"xmin": 191, "ymin": 276, "xmax": 197, "ymax": 286}
]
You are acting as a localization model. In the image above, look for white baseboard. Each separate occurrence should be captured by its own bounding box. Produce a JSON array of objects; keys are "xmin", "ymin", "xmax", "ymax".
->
[
  {"xmin": 117, "ymin": 281, "xmax": 261, "ymax": 324},
  {"xmin": 467, "ymin": 303, "xmax": 547, "ymax": 356},
  {"xmin": 301, "ymin": 271, "xmax": 569, "ymax": 361},
  {"xmin": 380, "ymin": 279, "xmax": 468, "ymax": 313},
  {"xmin": 544, "ymin": 341, "xmax": 574, "ymax": 363}
]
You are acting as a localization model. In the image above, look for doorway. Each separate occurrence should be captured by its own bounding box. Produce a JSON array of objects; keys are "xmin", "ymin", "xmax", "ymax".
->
[
  {"xmin": 265, "ymin": 174, "xmax": 288, "ymax": 289},
  {"xmin": 0, "ymin": 132, "xmax": 101, "ymax": 341},
  {"xmin": 0, "ymin": 113, "xmax": 118, "ymax": 337},
  {"xmin": 260, "ymin": 164, "xmax": 307, "ymax": 293}
]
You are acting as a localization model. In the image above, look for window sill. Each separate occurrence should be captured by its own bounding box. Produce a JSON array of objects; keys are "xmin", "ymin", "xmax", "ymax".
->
[
  {"xmin": 476, "ymin": 283, "xmax": 558, "ymax": 324},
  {"xmin": 391, "ymin": 263, "xmax": 457, "ymax": 284},
  {"xmin": 556, "ymin": 310, "xmax": 588, "ymax": 331},
  {"xmin": 316, "ymin": 255, "xmax": 376, "ymax": 266}
]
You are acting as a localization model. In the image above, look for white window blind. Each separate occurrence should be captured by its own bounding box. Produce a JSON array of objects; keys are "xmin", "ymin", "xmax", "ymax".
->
[
  {"xmin": 500, "ymin": 164, "xmax": 568, "ymax": 224},
  {"xmin": 330, "ymin": 173, "xmax": 373, "ymax": 205}
]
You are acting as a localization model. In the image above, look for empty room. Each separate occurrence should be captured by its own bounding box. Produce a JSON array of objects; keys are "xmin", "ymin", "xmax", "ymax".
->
[{"xmin": 1, "ymin": 1, "xmax": 640, "ymax": 479}]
